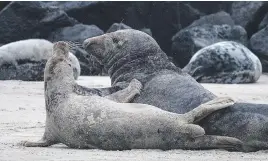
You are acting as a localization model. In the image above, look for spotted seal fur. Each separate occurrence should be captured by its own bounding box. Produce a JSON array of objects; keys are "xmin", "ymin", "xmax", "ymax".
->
[{"xmin": 183, "ymin": 41, "xmax": 262, "ymax": 83}]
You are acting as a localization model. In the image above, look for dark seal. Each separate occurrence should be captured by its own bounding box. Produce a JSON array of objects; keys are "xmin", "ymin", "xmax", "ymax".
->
[{"xmin": 83, "ymin": 29, "xmax": 268, "ymax": 152}]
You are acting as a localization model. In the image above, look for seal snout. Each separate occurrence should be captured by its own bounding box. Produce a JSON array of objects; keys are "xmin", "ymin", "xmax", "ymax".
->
[
  {"xmin": 83, "ymin": 35, "xmax": 106, "ymax": 49},
  {"xmin": 83, "ymin": 37, "xmax": 98, "ymax": 49},
  {"xmin": 53, "ymin": 41, "xmax": 69, "ymax": 49},
  {"xmin": 82, "ymin": 39, "xmax": 91, "ymax": 48},
  {"xmin": 53, "ymin": 41, "xmax": 70, "ymax": 57}
]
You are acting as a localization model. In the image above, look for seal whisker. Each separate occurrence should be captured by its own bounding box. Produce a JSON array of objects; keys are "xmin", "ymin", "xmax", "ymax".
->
[{"xmin": 66, "ymin": 41, "xmax": 83, "ymax": 50}]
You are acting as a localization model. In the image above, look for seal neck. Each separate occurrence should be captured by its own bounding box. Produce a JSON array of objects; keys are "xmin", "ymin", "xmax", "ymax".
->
[
  {"xmin": 103, "ymin": 48, "xmax": 180, "ymax": 85},
  {"xmin": 44, "ymin": 76, "xmax": 74, "ymax": 112}
]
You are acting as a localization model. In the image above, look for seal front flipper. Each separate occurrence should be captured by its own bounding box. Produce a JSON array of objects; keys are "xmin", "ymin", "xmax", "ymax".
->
[
  {"xmin": 184, "ymin": 97, "xmax": 235, "ymax": 123},
  {"xmin": 21, "ymin": 125, "xmax": 59, "ymax": 147},
  {"xmin": 104, "ymin": 79, "xmax": 143, "ymax": 103},
  {"xmin": 20, "ymin": 139, "xmax": 58, "ymax": 147},
  {"xmin": 73, "ymin": 84, "xmax": 122, "ymax": 97}
]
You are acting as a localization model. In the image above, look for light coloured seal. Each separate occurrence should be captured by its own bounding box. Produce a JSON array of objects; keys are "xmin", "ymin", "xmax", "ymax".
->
[
  {"xmin": 0, "ymin": 39, "xmax": 80, "ymax": 81},
  {"xmin": 21, "ymin": 41, "xmax": 243, "ymax": 151}
]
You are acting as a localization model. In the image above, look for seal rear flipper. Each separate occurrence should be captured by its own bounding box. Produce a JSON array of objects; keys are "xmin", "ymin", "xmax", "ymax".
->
[
  {"xmin": 181, "ymin": 135, "xmax": 244, "ymax": 152},
  {"xmin": 183, "ymin": 97, "xmax": 235, "ymax": 123},
  {"xmin": 243, "ymin": 140, "xmax": 268, "ymax": 152}
]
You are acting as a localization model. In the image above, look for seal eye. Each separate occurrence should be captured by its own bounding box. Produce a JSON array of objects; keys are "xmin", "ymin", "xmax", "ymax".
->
[
  {"xmin": 68, "ymin": 63, "xmax": 72, "ymax": 67},
  {"xmin": 112, "ymin": 38, "xmax": 119, "ymax": 44}
]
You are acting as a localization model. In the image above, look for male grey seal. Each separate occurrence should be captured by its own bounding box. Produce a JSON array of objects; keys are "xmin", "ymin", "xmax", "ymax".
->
[
  {"xmin": 21, "ymin": 41, "xmax": 243, "ymax": 151},
  {"xmin": 83, "ymin": 29, "xmax": 268, "ymax": 151}
]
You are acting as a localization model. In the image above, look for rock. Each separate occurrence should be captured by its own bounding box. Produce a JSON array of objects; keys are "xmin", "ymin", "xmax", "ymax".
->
[
  {"xmin": 123, "ymin": 2, "xmax": 151, "ymax": 29},
  {"xmin": 259, "ymin": 13, "xmax": 268, "ymax": 30},
  {"xmin": 43, "ymin": 2, "xmax": 154, "ymax": 48},
  {"xmin": 0, "ymin": 1, "xmax": 77, "ymax": 44},
  {"xmin": 40, "ymin": 1, "xmax": 238, "ymax": 57},
  {"xmin": 148, "ymin": 2, "xmax": 202, "ymax": 55},
  {"xmin": 41, "ymin": 2, "xmax": 203, "ymax": 56},
  {"xmin": 171, "ymin": 24, "xmax": 248, "ymax": 67},
  {"xmin": 250, "ymin": 26, "xmax": 268, "ymax": 72},
  {"xmin": 0, "ymin": 39, "xmax": 80, "ymax": 81},
  {"xmin": 183, "ymin": 41, "xmax": 262, "ymax": 84},
  {"xmin": 70, "ymin": 47, "xmax": 103, "ymax": 76},
  {"xmin": 106, "ymin": 23, "xmax": 132, "ymax": 33},
  {"xmin": 43, "ymin": 1, "xmax": 130, "ymax": 31},
  {"xmin": 187, "ymin": 1, "xmax": 233, "ymax": 14},
  {"xmin": 106, "ymin": 23, "xmax": 152, "ymax": 36},
  {"xmin": 42, "ymin": 1, "xmax": 97, "ymax": 12},
  {"xmin": 231, "ymin": 2, "xmax": 263, "ymax": 27},
  {"xmin": 139, "ymin": 28, "xmax": 152, "ymax": 36},
  {"xmin": 48, "ymin": 24, "xmax": 104, "ymax": 76},
  {"xmin": 36, "ymin": 9, "xmax": 78, "ymax": 38},
  {"xmin": 0, "ymin": 1, "xmax": 10, "ymax": 11},
  {"xmin": 260, "ymin": 59, "xmax": 268, "ymax": 72},
  {"xmin": 231, "ymin": 1, "xmax": 268, "ymax": 37},
  {"xmin": 48, "ymin": 24, "xmax": 104, "ymax": 43},
  {"xmin": 187, "ymin": 11, "xmax": 235, "ymax": 28}
]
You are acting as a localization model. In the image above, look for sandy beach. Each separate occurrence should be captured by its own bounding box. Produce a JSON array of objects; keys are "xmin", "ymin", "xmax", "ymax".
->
[{"xmin": 1, "ymin": 74, "xmax": 268, "ymax": 161}]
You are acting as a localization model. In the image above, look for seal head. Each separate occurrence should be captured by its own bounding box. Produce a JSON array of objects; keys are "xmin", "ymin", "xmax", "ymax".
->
[
  {"xmin": 83, "ymin": 29, "xmax": 179, "ymax": 85},
  {"xmin": 53, "ymin": 41, "xmax": 70, "ymax": 57}
]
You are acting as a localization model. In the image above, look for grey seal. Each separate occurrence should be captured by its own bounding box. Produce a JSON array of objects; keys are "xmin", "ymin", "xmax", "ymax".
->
[
  {"xmin": 83, "ymin": 29, "xmax": 268, "ymax": 151},
  {"xmin": 183, "ymin": 41, "xmax": 262, "ymax": 83},
  {"xmin": 21, "ymin": 41, "xmax": 244, "ymax": 151},
  {"xmin": 0, "ymin": 39, "xmax": 80, "ymax": 81}
]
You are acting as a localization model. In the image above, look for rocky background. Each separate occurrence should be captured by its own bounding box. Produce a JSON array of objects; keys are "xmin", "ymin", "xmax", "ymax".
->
[{"xmin": 0, "ymin": 1, "xmax": 268, "ymax": 79}]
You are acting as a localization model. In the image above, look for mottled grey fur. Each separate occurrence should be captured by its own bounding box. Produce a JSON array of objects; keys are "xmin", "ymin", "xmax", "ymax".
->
[
  {"xmin": 83, "ymin": 29, "xmax": 268, "ymax": 151},
  {"xmin": 21, "ymin": 41, "xmax": 244, "ymax": 151},
  {"xmin": 183, "ymin": 41, "xmax": 262, "ymax": 83}
]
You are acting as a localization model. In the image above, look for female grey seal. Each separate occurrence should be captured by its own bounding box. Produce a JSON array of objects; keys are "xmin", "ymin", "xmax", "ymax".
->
[
  {"xmin": 0, "ymin": 39, "xmax": 80, "ymax": 81},
  {"xmin": 83, "ymin": 29, "xmax": 268, "ymax": 151},
  {"xmin": 21, "ymin": 41, "xmax": 244, "ymax": 151},
  {"xmin": 183, "ymin": 41, "xmax": 262, "ymax": 83}
]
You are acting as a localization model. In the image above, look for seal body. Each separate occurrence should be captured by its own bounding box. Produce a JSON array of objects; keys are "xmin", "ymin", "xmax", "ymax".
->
[
  {"xmin": 0, "ymin": 39, "xmax": 80, "ymax": 81},
  {"xmin": 22, "ymin": 41, "xmax": 245, "ymax": 152},
  {"xmin": 183, "ymin": 41, "xmax": 262, "ymax": 83},
  {"xmin": 83, "ymin": 29, "xmax": 268, "ymax": 151},
  {"xmin": 44, "ymin": 94, "xmax": 242, "ymax": 150}
]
